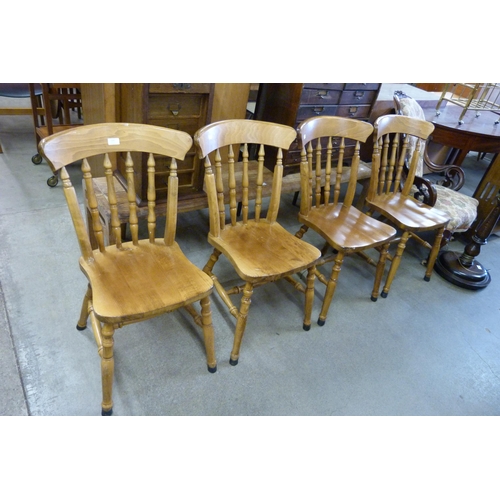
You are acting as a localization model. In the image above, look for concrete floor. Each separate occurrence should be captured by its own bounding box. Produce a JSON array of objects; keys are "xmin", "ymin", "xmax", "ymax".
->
[{"xmin": 1, "ymin": 98, "xmax": 500, "ymax": 417}]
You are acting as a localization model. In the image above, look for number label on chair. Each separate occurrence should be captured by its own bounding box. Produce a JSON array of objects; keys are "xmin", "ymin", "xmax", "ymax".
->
[{"xmin": 107, "ymin": 138, "xmax": 120, "ymax": 146}]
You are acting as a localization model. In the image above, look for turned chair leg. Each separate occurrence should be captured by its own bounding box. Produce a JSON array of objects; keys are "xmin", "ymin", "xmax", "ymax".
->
[
  {"xmin": 424, "ymin": 226, "xmax": 445, "ymax": 281},
  {"xmin": 100, "ymin": 323, "xmax": 115, "ymax": 416},
  {"xmin": 371, "ymin": 243, "xmax": 390, "ymax": 302},
  {"xmin": 381, "ymin": 231, "xmax": 410, "ymax": 298},
  {"xmin": 229, "ymin": 282, "xmax": 254, "ymax": 366},
  {"xmin": 303, "ymin": 266, "xmax": 316, "ymax": 331},
  {"xmin": 200, "ymin": 296, "xmax": 217, "ymax": 373},
  {"xmin": 318, "ymin": 253, "xmax": 344, "ymax": 326}
]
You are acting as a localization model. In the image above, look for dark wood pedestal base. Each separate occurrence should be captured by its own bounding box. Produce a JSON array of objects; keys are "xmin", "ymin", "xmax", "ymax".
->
[
  {"xmin": 434, "ymin": 250, "xmax": 491, "ymax": 289},
  {"xmin": 435, "ymin": 193, "xmax": 500, "ymax": 290}
]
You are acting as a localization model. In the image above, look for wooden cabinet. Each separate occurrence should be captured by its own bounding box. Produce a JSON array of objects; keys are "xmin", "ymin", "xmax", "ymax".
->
[
  {"xmin": 118, "ymin": 83, "xmax": 214, "ymax": 205},
  {"xmin": 81, "ymin": 83, "xmax": 251, "ymax": 208},
  {"xmin": 253, "ymin": 83, "xmax": 381, "ymax": 173}
]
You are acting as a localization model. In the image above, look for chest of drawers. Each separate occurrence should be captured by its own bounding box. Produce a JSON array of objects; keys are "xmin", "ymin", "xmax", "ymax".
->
[
  {"xmin": 118, "ymin": 83, "xmax": 215, "ymax": 205},
  {"xmin": 253, "ymin": 83, "xmax": 381, "ymax": 173}
]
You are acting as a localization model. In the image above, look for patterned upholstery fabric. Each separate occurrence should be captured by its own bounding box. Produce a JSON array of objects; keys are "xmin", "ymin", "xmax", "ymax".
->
[
  {"xmin": 432, "ymin": 184, "xmax": 478, "ymax": 232},
  {"xmin": 396, "ymin": 91, "xmax": 478, "ymax": 233}
]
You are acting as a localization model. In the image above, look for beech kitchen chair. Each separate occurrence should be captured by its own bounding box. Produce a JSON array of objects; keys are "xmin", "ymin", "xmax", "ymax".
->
[
  {"xmin": 295, "ymin": 116, "xmax": 397, "ymax": 326},
  {"xmin": 38, "ymin": 123, "xmax": 217, "ymax": 416},
  {"xmin": 366, "ymin": 115, "xmax": 450, "ymax": 298},
  {"xmin": 194, "ymin": 119, "xmax": 321, "ymax": 366},
  {"xmin": 393, "ymin": 90, "xmax": 478, "ymax": 247}
]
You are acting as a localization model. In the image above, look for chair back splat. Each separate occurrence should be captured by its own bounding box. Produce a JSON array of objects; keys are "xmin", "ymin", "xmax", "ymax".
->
[
  {"xmin": 194, "ymin": 119, "xmax": 321, "ymax": 366},
  {"xmin": 39, "ymin": 123, "xmax": 217, "ymax": 416}
]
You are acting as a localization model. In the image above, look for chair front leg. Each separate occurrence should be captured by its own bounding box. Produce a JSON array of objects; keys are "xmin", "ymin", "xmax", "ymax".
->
[
  {"xmin": 425, "ymin": 226, "xmax": 446, "ymax": 281},
  {"xmin": 200, "ymin": 296, "xmax": 217, "ymax": 373},
  {"xmin": 381, "ymin": 231, "xmax": 410, "ymax": 298},
  {"xmin": 371, "ymin": 243, "xmax": 390, "ymax": 302},
  {"xmin": 230, "ymin": 282, "xmax": 254, "ymax": 366},
  {"xmin": 100, "ymin": 323, "xmax": 115, "ymax": 416},
  {"xmin": 303, "ymin": 266, "xmax": 316, "ymax": 331},
  {"xmin": 318, "ymin": 252, "xmax": 345, "ymax": 326}
]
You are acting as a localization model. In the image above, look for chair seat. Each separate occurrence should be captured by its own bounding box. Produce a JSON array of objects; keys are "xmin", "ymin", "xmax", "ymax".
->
[
  {"xmin": 368, "ymin": 193, "xmax": 450, "ymax": 231},
  {"xmin": 80, "ymin": 240, "xmax": 213, "ymax": 323},
  {"xmin": 209, "ymin": 221, "xmax": 321, "ymax": 282},
  {"xmin": 0, "ymin": 83, "xmax": 42, "ymax": 98},
  {"xmin": 431, "ymin": 184, "xmax": 478, "ymax": 232},
  {"xmin": 299, "ymin": 204, "xmax": 396, "ymax": 251}
]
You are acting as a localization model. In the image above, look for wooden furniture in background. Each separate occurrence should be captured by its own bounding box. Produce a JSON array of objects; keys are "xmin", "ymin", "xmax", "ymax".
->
[
  {"xmin": 466, "ymin": 151, "xmax": 500, "ymax": 238},
  {"xmin": 423, "ymin": 104, "xmax": 500, "ymax": 167},
  {"xmin": 29, "ymin": 83, "xmax": 83, "ymax": 186},
  {"xmin": 0, "ymin": 83, "xmax": 42, "ymax": 153},
  {"xmin": 422, "ymin": 103, "xmax": 500, "ymax": 238},
  {"xmin": 254, "ymin": 83, "xmax": 381, "ymax": 174},
  {"xmin": 366, "ymin": 115, "xmax": 450, "ymax": 298},
  {"xmin": 38, "ymin": 123, "xmax": 217, "ymax": 416},
  {"xmin": 436, "ymin": 83, "xmax": 500, "ymax": 124},
  {"xmin": 194, "ymin": 119, "xmax": 321, "ymax": 366},
  {"xmin": 118, "ymin": 83, "xmax": 214, "ymax": 205},
  {"xmin": 80, "ymin": 83, "xmax": 251, "ymax": 185},
  {"xmin": 295, "ymin": 116, "xmax": 396, "ymax": 326}
]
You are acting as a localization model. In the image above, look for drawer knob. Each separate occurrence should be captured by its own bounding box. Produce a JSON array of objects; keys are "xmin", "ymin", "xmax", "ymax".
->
[
  {"xmin": 168, "ymin": 103, "xmax": 181, "ymax": 116},
  {"xmin": 173, "ymin": 83, "xmax": 191, "ymax": 90},
  {"xmin": 317, "ymin": 90, "xmax": 329, "ymax": 99},
  {"xmin": 313, "ymin": 106, "xmax": 324, "ymax": 115},
  {"xmin": 354, "ymin": 91, "xmax": 365, "ymax": 100}
]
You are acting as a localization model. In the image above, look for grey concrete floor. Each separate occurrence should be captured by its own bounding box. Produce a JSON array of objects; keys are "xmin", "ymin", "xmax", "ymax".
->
[{"xmin": 1, "ymin": 102, "xmax": 500, "ymax": 418}]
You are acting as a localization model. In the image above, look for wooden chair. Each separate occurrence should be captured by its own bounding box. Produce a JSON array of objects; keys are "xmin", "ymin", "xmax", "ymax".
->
[
  {"xmin": 38, "ymin": 123, "xmax": 217, "ymax": 416},
  {"xmin": 295, "ymin": 116, "xmax": 397, "ymax": 326},
  {"xmin": 30, "ymin": 83, "xmax": 83, "ymax": 187},
  {"xmin": 366, "ymin": 115, "xmax": 451, "ymax": 298},
  {"xmin": 393, "ymin": 91, "xmax": 478, "ymax": 246},
  {"xmin": 194, "ymin": 119, "xmax": 321, "ymax": 366}
]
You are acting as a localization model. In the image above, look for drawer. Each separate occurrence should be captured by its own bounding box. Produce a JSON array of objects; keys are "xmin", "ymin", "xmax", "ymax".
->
[
  {"xmin": 148, "ymin": 117, "xmax": 203, "ymax": 139},
  {"xmin": 296, "ymin": 105, "xmax": 338, "ymax": 121},
  {"xmin": 303, "ymin": 83, "xmax": 345, "ymax": 91},
  {"xmin": 344, "ymin": 83, "xmax": 380, "ymax": 91},
  {"xmin": 149, "ymin": 83, "xmax": 212, "ymax": 94},
  {"xmin": 148, "ymin": 94, "xmax": 205, "ymax": 120},
  {"xmin": 336, "ymin": 105, "xmax": 371, "ymax": 119},
  {"xmin": 340, "ymin": 90, "xmax": 379, "ymax": 105},
  {"xmin": 301, "ymin": 88, "xmax": 341, "ymax": 105}
]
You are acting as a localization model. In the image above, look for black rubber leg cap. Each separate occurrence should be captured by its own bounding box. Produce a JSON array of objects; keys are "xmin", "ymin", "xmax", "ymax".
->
[
  {"xmin": 371, "ymin": 296, "xmax": 378, "ymax": 302},
  {"xmin": 317, "ymin": 318, "xmax": 326, "ymax": 326},
  {"xmin": 381, "ymin": 291, "xmax": 388, "ymax": 298},
  {"xmin": 76, "ymin": 324, "xmax": 87, "ymax": 331},
  {"xmin": 207, "ymin": 365, "xmax": 217, "ymax": 374},
  {"xmin": 229, "ymin": 358, "xmax": 239, "ymax": 366},
  {"xmin": 303, "ymin": 323, "xmax": 311, "ymax": 331},
  {"xmin": 424, "ymin": 276, "xmax": 430, "ymax": 282},
  {"xmin": 101, "ymin": 408, "xmax": 113, "ymax": 416}
]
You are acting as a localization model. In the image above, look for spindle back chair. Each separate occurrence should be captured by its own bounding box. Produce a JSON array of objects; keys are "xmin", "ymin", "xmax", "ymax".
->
[
  {"xmin": 366, "ymin": 115, "xmax": 450, "ymax": 297},
  {"xmin": 194, "ymin": 119, "xmax": 321, "ymax": 366},
  {"xmin": 39, "ymin": 123, "xmax": 217, "ymax": 416},
  {"xmin": 295, "ymin": 116, "xmax": 397, "ymax": 326}
]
